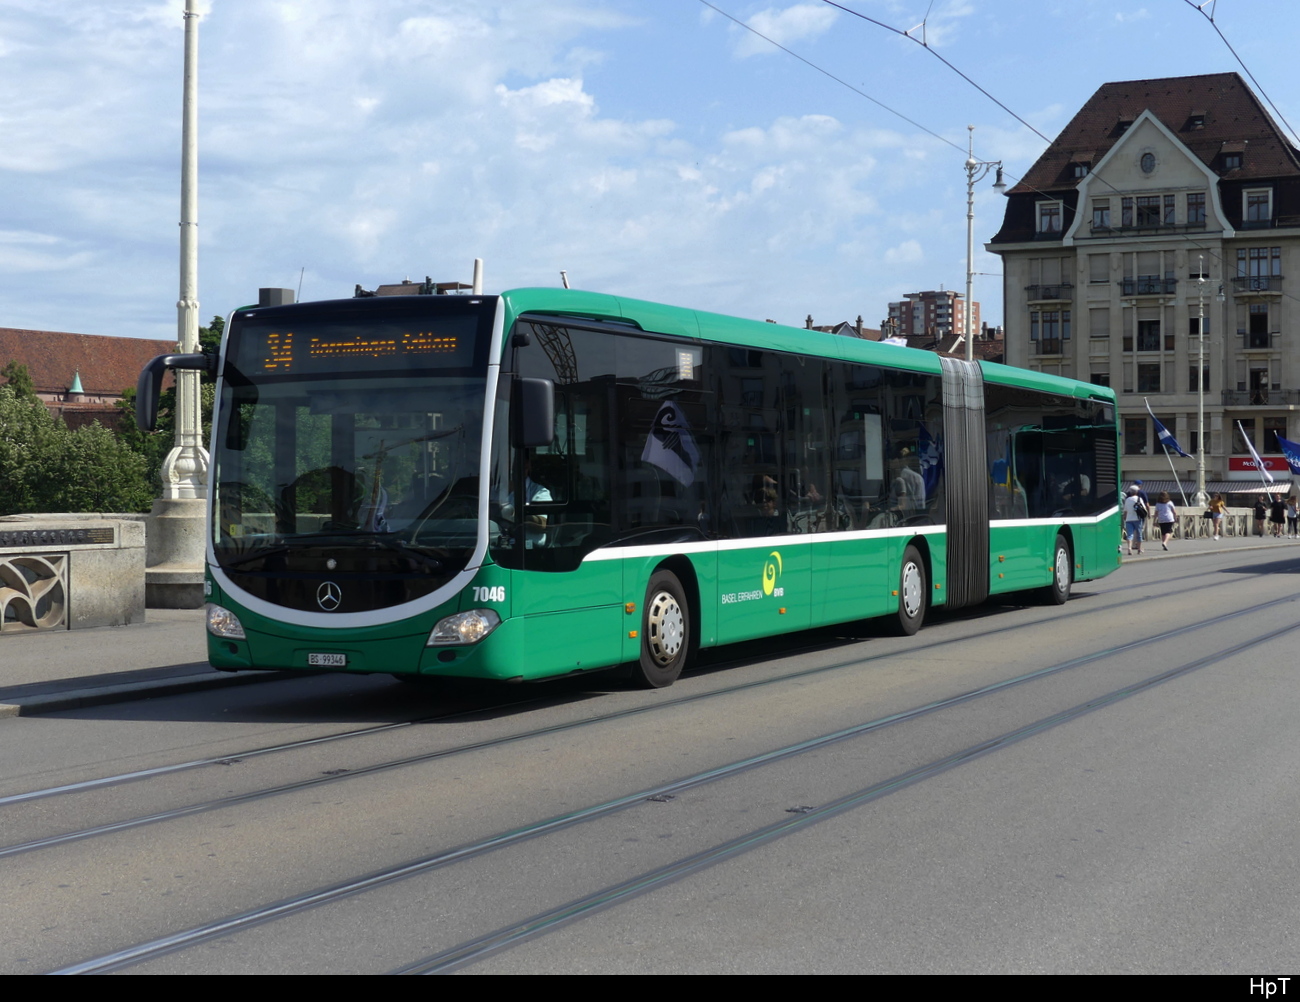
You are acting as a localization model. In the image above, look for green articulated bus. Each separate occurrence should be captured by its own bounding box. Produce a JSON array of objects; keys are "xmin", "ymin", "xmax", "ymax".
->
[{"xmin": 138, "ymin": 288, "xmax": 1121, "ymax": 688}]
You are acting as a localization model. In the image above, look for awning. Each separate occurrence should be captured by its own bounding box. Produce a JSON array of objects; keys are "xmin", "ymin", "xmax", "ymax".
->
[{"xmin": 1123, "ymin": 479, "xmax": 1293, "ymax": 497}]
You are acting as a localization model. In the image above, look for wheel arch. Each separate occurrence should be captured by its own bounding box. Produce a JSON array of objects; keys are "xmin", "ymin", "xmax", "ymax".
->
[
  {"xmin": 651, "ymin": 555, "xmax": 700, "ymax": 654},
  {"xmin": 1054, "ymin": 525, "xmax": 1075, "ymax": 578}
]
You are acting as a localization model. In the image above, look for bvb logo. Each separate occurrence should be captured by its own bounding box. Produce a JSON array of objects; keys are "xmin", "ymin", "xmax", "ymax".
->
[{"xmin": 762, "ymin": 551, "xmax": 783, "ymax": 596}]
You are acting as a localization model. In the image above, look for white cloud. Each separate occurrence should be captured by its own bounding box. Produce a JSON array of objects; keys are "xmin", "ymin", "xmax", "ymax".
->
[
  {"xmin": 1114, "ymin": 9, "xmax": 1150, "ymax": 23},
  {"xmin": 732, "ymin": 3, "xmax": 838, "ymax": 58},
  {"xmin": 884, "ymin": 239, "xmax": 923, "ymax": 264}
]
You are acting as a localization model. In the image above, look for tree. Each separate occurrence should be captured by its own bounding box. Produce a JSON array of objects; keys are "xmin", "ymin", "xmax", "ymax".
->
[
  {"xmin": 0, "ymin": 384, "xmax": 153, "ymax": 515},
  {"xmin": 116, "ymin": 314, "xmax": 222, "ymax": 491},
  {"xmin": 1, "ymin": 360, "xmax": 36, "ymax": 399}
]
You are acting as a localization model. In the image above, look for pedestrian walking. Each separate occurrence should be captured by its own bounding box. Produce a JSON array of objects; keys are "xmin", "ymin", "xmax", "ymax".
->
[
  {"xmin": 1208, "ymin": 493, "xmax": 1227, "ymax": 539},
  {"xmin": 1123, "ymin": 485, "xmax": 1146, "ymax": 555},
  {"xmin": 1254, "ymin": 495, "xmax": 1268, "ymax": 536},
  {"xmin": 1288, "ymin": 496, "xmax": 1298, "ymax": 538},
  {"xmin": 1154, "ymin": 491, "xmax": 1176, "ymax": 550},
  {"xmin": 1270, "ymin": 495, "xmax": 1287, "ymax": 537}
]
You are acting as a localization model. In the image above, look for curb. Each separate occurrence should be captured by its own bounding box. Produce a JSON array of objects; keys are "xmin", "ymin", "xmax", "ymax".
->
[
  {"xmin": 0, "ymin": 668, "xmax": 297, "ymax": 719},
  {"xmin": 1119, "ymin": 538, "xmax": 1300, "ymax": 561}
]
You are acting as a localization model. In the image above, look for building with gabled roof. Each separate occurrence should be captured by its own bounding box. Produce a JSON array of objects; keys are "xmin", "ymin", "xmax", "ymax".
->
[
  {"xmin": 0, "ymin": 327, "xmax": 175, "ymax": 430},
  {"xmin": 989, "ymin": 72, "xmax": 1300, "ymax": 496}
]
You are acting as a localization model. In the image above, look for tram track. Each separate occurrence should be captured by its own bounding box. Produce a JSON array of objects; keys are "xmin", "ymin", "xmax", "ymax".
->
[
  {"xmin": 46, "ymin": 591, "xmax": 1300, "ymax": 974},
  {"xmin": 396, "ymin": 617, "xmax": 1300, "ymax": 975},
  {"xmin": 3, "ymin": 570, "xmax": 1294, "ymax": 866},
  {"xmin": 3, "ymin": 553, "xmax": 1277, "ymax": 814}
]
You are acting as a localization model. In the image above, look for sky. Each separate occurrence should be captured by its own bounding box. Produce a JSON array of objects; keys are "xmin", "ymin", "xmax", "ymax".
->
[{"xmin": 3, "ymin": 0, "xmax": 1299, "ymax": 344}]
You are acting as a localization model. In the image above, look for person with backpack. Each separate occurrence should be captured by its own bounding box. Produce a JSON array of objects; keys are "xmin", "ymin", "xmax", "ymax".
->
[{"xmin": 1124, "ymin": 485, "xmax": 1147, "ymax": 555}]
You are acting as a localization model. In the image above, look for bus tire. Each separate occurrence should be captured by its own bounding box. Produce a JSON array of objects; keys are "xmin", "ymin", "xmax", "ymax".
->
[
  {"xmin": 1041, "ymin": 534, "xmax": 1072, "ymax": 605},
  {"xmin": 634, "ymin": 571, "xmax": 691, "ymax": 688},
  {"xmin": 890, "ymin": 545, "xmax": 927, "ymax": 636}
]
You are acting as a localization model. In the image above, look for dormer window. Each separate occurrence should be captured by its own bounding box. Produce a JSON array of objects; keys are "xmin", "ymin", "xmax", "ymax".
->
[
  {"xmin": 1244, "ymin": 188, "xmax": 1273, "ymax": 228},
  {"xmin": 1037, "ymin": 201, "xmax": 1063, "ymax": 234},
  {"xmin": 1071, "ymin": 162, "xmax": 1089, "ymax": 178},
  {"xmin": 1188, "ymin": 110, "xmax": 1206, "ymax": 130},
  {"xmin": 1224, "ymin": 152, "xmax": 1242, "ymax": 170}
]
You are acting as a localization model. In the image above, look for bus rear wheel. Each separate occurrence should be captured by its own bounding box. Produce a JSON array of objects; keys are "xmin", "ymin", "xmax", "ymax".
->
[
  {"xmin": 1041, "ymin": 534, "xmax": 1072, "ymax": 605},
  {"xmin": 634, "ymin": 571, "xmax": 692, "ymax": 688},
  {"xmin": 890, "ymin": 545, "xmax": 927, "ymax": 636}
]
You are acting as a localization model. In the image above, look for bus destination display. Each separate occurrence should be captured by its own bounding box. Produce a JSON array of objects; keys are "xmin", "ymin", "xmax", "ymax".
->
[{"xmin": 235, "ymin": 319, "xmax": 481, "ymax": 375}]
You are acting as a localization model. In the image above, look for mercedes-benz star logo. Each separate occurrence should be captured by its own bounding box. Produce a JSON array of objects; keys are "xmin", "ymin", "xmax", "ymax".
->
[{"xmin": 317, "ymin": 581, "xmax": 342, "ymax": 611}]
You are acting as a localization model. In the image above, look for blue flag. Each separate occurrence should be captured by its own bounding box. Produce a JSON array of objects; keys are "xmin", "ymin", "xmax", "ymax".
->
[
  {"xmin": 1276, "ymin": 434, "xmax": 1300, "ymax": 475},
  {"xmin": 1152, "ymin": 415, "xmax": 1191, "ymax": 458},
  {"xmin": 1145, "ymin": 400, "xmax": 1191, "ymax": 458}
]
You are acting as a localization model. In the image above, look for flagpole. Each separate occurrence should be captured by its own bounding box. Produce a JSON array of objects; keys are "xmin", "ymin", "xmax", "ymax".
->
[
  {"xmin": 1145, "ymin": 397, "xmax": 1190, "ymax": 507},
  {"xmin": 1194, "ymin": 260, "xmax": 1208, "ymax": 508}
]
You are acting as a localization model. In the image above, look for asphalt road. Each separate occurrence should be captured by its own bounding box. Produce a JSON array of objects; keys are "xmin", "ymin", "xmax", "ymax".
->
[{"xmin": 2, "ymin": 548, "xmax": 1298, "ymax": 975}]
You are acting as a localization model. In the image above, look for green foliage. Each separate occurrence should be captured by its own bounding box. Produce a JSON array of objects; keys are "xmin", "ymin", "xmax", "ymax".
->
[
  {"xmin": 0, "ymin": 385, "xmax": 153, "ymax": 515},
  {"xmin": 0, "ymin": 315, "xmax": 226, "ymax": 514},
  {"xmin": 116, "ymin": 315, "xmax": 222, "ymax": 490},
  {"xmin": 1, "ymin": 360, "xmax": 36, "ymax": 399}
]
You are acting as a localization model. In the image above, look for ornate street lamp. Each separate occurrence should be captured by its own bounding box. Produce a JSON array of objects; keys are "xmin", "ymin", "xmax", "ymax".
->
[{"xmin": 964, "ymin": 126, "xmax": 1005, "ymax": 363}]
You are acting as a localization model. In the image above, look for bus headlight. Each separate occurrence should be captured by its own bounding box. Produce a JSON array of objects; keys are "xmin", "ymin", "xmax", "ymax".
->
[
  {"xmin": 207, "ymin": 604, "xmax": 246, "ymax": 640},
  {"xmin": 428, "ymin": 609, "xmax": 501, "ymax": 646}
]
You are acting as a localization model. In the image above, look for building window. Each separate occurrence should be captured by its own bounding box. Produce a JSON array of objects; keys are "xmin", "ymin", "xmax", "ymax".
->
[
  {"xmin": 1136, "ymin": 196, "xmax": 1161, "ymax": 227},
  {"xmin": 1188, "ymin": 365, "xmax": 1210, "ymax": 391},
  {"xmin": 1090, "ymin": 308, "xmax": 1110, "ymax": 338},
  {"xmin": 1238, "ymin": 246, "xmax": 1281, "ymax": 278},
  {"xmin": 1188, "ymin": 316, "xmax": 1211, "ymax": 337},
  {"xmin": 1030, "ymin": 310, "xmax": 1068, "ymax": 353},
  {"xmin": 1234, "ymin": 419, "xmax": 1256, "ymax": 453},
  {"xmin": 1092, "ymin": 201, "xmax": 1110, "ymax": 229},
  {"xmin": 1137, "ymin": 364, "xmax": 1161, "ymax": 393},
  {"xmin": 1089, "ymin": 254, "xmax": 1109, "ymax": 283},
  {"xmin": 1264, "ymin": 418, "xmax": 1288, "ymax": 453},
  {"xmin": 1137, "ymin": 319, "xmax": 1161, "ymax": 352},
  {"xmin": 1125, "ymin": 417, "xmax": 1147, "ymax": 455},
  {"xmin": 1248, "ymin": 304, "xmax": 1270, "ymax": 348},
  {"xmin": 1244, "ymin": 189, "xmax": 1272, "ymax": 227},
  {"xmin": 1224, "ymin": 152, "xmax": 1242, "ymax": 170},
  {"xmin": 1091, "ymin": 370, "xmax": 1110, "ymax": 387},
  {"xmin": 1187, "ymin": 192, "xmax": 1206, "ymax": 224},
  {"xmin": 1121, "ymin": 197, "xmax": 1133, "ymax": 227},
  {"xmin": 1164, "ymin": 194, "xmax": 1176, "ymax": 225},
  {"xmin": 1140, "ymin": 153, "xmax": 1156, "ymax": 174},
  {"xmin": 1037, "ymin": 202, "xmax": 1062, "ymax": 233},
  {"xmin": 1072, "ymin": 162, "xmax": 1089, "ymax": 178}
]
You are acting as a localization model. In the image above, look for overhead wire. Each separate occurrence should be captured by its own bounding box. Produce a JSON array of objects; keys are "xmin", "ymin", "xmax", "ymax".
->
[
  {"xmin": 698, "ymin": 0, "xmax": 1300, "ymax": 320},
  {"xmin": 695, "ymin": 0, "xmax": 968, "ymax": 157},
  {"xmin": 818, "ymin": 0, "xmax": 1052, "ymax": 144},
  {"xmin": 1179, "ymin": 0, "xmax": 1300, "ymax": 149}
]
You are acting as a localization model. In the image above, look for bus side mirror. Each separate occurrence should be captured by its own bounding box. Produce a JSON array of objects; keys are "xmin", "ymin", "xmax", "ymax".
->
[
  {"xmin": 513, "ymin": 377, "xmax": 555, "ymax": 448},
  {"xmin": 136, "ymin": 353, "xmax": 217, "ymax": 432}
]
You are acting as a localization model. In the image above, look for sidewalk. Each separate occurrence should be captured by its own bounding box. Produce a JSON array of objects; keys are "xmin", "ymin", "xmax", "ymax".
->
[
  {"xmin": 3, "ymin": 532, "xmax": 1298, "ymax": 719},
  {"xmin": 1119, "ymin": 528, "xmax": 1300, "ymax": 560},
  {"xmin": 0, "ymin": 608, "xmax": 293, "ymax": 718}
]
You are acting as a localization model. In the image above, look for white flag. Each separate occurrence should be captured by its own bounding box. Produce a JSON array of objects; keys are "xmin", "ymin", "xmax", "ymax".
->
[{"xmin": 1238, "ymin": 420, "xmax": 1275, "ymax": 483}]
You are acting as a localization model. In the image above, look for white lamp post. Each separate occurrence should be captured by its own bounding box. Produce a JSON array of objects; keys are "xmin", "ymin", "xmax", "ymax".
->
[
  {"xmin": 146, "ymin": 0, "xmax": 208, "ymax": 608},
  {"xmin": 964, "ymin": 126, "xmax": 1005, "ymax": 363}
]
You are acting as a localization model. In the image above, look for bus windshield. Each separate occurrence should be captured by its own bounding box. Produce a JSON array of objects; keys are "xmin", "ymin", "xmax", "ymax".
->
[{"xmin": 210, "ymin": 300, "xmax": 494, "ymax": 614}]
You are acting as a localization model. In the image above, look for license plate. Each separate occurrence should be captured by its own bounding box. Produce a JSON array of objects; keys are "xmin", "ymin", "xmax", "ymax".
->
[{"xmin": 308, "ymin": 653, "xmax": 347, "ymax": 667}]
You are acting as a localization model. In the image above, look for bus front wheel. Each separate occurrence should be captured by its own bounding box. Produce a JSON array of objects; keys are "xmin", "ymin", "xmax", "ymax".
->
[
  {"xmin": 634, "ymin": 571, "xmax": 692, "ymax": 688},
  {"xmin": 890, "ymin": 545, "xmax": 927, "ymax": 636}
]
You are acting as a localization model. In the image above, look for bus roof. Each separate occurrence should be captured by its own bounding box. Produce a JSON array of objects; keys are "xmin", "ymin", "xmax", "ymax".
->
[{"xmin": 499, "ymin": 287, "xmax": 1115, "ymax": 406}]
